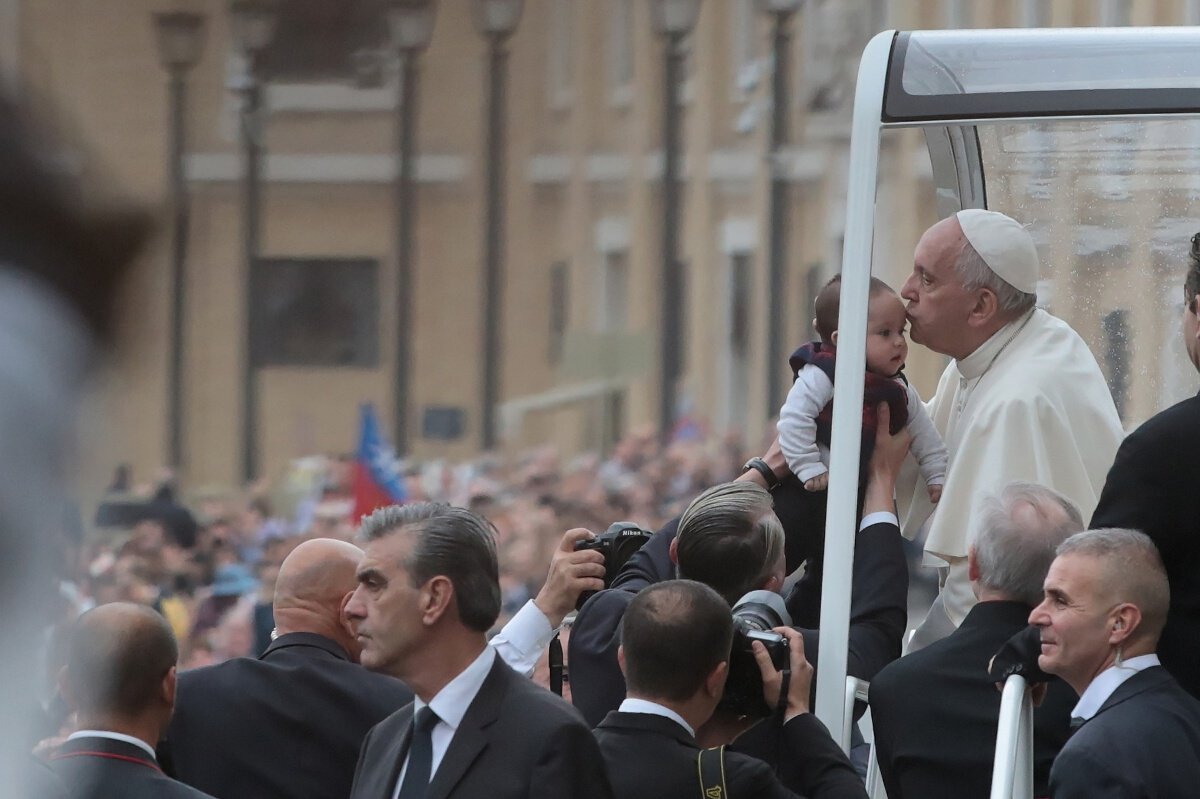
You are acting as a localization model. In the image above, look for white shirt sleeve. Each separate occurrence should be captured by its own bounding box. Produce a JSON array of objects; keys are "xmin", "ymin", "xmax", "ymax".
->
[
  {"xmin": 488, "ymin": 599, "xmax": 555, "ymax": 678},
  {"xmin": 777, "ymin": 364, "xmax": 835, "ymax": 482},
  {"xmin": 904, "ymin": 382, "xmax": 948, "ymax": 486}
]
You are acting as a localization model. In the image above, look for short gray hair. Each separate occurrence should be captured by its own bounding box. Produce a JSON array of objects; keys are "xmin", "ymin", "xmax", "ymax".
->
[
  {"xmin": 972, "ymin": 481, "xmax": 1083, "ymax": 605},
  {"xmin": 956, "ymin": 237, "xmax": 1038, "ymax": 317},
  {"xmin": 676, "ymin": 482, "xmax": 785, "ymax": 605},
  {"xmin": 359, "ymin": 503, "xmax": 501, "ymax": 632},
  {"xmin": 1057, "ymin": 528, "xmax": 1170, "ymax": 641}
]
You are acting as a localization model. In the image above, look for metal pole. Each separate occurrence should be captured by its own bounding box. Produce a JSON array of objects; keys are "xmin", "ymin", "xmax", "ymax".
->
[
  {"xmin": 659, "ymin": 31, "xmax": 685, "ymax": 441},
  {"xmin": 239, "ymin": 64, "xmax": 263, "ymax": 483},
  {"xmin": 480, "ymin": 35, "xmax": 509, "ymax": 451},
  {"xmin": 166, "ymin": 69, "xmax": 189, "ymax": 471},
  {"xmin": 765, "ymin": 10, "xmax": 792, "ymax": 417},
  {"xmin": 394, "ymin": 50, "xmax": 421, "ymax": 455}
]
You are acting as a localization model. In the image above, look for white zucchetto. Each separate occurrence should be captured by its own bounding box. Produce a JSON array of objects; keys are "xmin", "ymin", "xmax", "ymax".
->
[{"xmin": 955, "ymin": 209, "xmax": 1040, "ymax": 294}]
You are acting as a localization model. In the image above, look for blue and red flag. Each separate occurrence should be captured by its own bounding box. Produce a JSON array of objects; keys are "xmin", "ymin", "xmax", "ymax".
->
[{"xmin": 353, "ymin": 403, "xmax": 408, "ymax": 522}]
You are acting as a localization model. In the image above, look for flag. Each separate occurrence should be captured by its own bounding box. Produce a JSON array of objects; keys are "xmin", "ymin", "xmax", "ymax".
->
[{"xmin": 353, "ymin": 403, "xmax": 408, "ymax": 522}]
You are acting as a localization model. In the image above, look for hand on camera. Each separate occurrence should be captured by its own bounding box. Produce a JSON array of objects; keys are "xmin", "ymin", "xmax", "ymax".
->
[
  {"xmin": 752, "ymin": 627, "xmax": 813, "ymax": 722},
  {"xmin": 533, "ymin": 528, "xmax": 607, "ymax": 627}
]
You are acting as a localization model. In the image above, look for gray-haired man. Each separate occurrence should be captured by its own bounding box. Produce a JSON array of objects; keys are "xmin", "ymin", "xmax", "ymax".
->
[{"xmin": 870, "ymin": 481, "xmax": 1081, "ymax": 799}]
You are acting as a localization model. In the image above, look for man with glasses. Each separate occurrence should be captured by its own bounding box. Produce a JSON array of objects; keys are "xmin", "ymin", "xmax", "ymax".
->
[{"xmin": 1087, "ymin": 236, "xmax": 1200, "ymax": 697}]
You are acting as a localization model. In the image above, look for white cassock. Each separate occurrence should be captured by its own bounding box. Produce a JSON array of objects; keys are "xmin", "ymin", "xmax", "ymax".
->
[{"xmin": 898, "ymin": 308, "xmax": 1124, "ymax": 640}]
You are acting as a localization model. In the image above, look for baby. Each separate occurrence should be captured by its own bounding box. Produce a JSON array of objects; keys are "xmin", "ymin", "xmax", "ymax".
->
[{"xmin": 778, "ymin": 274, "xmax": 947, "ymax": 502}]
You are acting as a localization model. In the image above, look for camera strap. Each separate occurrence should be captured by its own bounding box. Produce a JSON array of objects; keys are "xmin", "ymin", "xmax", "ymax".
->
[
  {"xmin": 548, "ymin": 633, "xmax": 564, "ymax": 696},
  {"xmin": 776, "ymin": 668, "xmax": 791, "ymax": 717},
  {"xmin": 696, "ymin": 745, "xmax": 729, "ymax": 799}
]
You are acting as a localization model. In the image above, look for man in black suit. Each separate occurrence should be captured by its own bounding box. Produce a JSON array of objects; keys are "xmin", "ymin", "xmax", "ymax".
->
[
  {"xmin": 869, "ymin": 481, "xmax": 1080, "ymax": 798},
  {"xmin": 160, "ymin": 537, "xmax": 413, "ymax": 799},
  {"xmin": 1030, "ymin": 528, "xmax": 1200, "ymax": 796},
  {"xmin": 49, "ymin": 603, "xmax": 214, "ymax": 799},
  {"xmin": 572, "ymin": 405, "xmax": 909, "ymax": 729},
  {"xmin": 595, "ymin": 579, "xmax": 865, "ymax": 799},
  {"xmin": 1088, "ymin": 243, "xmax": 1200, "ymax": 697},
  {"xmin": 346, "ymin": 503, "xmax": 613, "ymax": 799}
]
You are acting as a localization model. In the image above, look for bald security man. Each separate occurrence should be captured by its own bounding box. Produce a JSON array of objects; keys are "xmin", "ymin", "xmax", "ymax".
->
[
  {"xmin": 160, "ymin": 539, "xmax": 413, "ymax": 799},
  {"xmin": 51, "ymin": 603, "xmax": 215, "ymax": 799}
]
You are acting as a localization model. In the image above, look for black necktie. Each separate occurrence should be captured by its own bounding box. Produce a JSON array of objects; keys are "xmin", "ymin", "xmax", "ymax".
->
[{"xmin": 397, "ymin": 706, "xmax": 440, "ymax": 799}]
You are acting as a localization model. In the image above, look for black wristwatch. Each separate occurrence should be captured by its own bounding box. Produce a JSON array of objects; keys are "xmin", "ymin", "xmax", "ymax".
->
[{"xmin": 742, "ymin": 457, "xmax": 781, "ymax": 490}]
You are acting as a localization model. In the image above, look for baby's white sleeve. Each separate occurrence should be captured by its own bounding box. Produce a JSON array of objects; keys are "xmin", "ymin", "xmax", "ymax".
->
[
  {"xmin": 777, "ymin": 365, "xmax": 834, "ymax": 482},
  {"xmin": 905, "ymin": 382, "xmax": 948, "ymax": 486}
]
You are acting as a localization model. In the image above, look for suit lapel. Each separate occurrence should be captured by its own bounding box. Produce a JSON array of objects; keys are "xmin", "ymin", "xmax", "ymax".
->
[
  {"xmin": 425, "ymin": 658, "xmax": 509, "ymax": 799},
  {"xmin": 374, "ymin": 705, "xmax": 415, "ymax": 798},
  {"xmin": 1092, "ymin": 666, "xmax": 1172, "ymax": 719}
]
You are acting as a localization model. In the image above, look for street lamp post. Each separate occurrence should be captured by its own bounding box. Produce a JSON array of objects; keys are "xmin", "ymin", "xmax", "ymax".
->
[
  {"xmin": 473, "ymin": 0, "xmax": 524, "ymax": 452},
  {"xmin": 649, "ymin": 0, "xmax": 701, "ymax": 441},
  {"xmin": 388, "ymin": 0, "xmax": 437, "ymax": 456},
  {"xmin": 758, "ymin": 0, "xmax": 801, "ymax": 418},
  {"xmin": 153, "ymin": 11, "xmax": 206, "ymax": 473},
  {"xmin": 229, "ymin": 0, "xmax": 279, "ymax": 483}
]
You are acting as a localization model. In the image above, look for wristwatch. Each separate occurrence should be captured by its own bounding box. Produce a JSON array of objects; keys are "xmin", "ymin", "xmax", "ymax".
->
[{"xmin": 741, "ymin": 457, "xmax": 781, "ymax": 490}]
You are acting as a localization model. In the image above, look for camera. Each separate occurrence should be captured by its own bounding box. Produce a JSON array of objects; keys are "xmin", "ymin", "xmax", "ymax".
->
[
  {"xmin": 573, "ymin": 521, "xmax": 653, "ymax": 610},
  {"xmin": 718, "ymin": 590, "xmax": 793, "ymax": 719}
]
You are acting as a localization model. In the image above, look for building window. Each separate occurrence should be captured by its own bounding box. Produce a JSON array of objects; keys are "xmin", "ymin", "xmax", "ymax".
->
[
  {"xmin": 1186, "ymin": 0, "xmax": 1200, "ymax": 25},
  {"xmin": 1100, "ymin": 0, "xmax": 1131, "ymax": 26},
  {"xmin": 599, "ymin": 251, "xmax": 629, "ymax": 332},
  {"xmin": 1101, "ymin": 309, "xmax": 1131, "ymax": 420},
  {"xmin": 943, "ymin": 0, "xmax": 974, "ymax": 29},
  {"xmin": 549, "ymin": 261, "xmax": 569, "ymax": 365},
  {"xmin": 262, "ymin": 0, "xmax": 389, "ymax": 86},
  {"xmin": 1019, "ymin": 0, "xmax": 1053, "ymax": 27},
  {"xmin": 731, "ymin": 0, "xmax": 761, "ymax": 96},
  {"xmin": 250, "ymin": 257, "xmax": 379, "ymax": 367},
  {"xmin": 548, "ymin": 0, "xmax": 576, "ymax": 108},
  {"xmin": 609, "ymin": 0, "xmax": 635, "ymax": 104}
]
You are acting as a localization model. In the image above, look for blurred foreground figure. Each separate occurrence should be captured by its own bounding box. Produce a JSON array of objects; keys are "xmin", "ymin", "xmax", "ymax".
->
[
  {"xmin": 51, "ymin": 603, "xmax": 214, "ymax": 798},
  {"xmin": 0, "ymin": 93, "xmax": 149, "ymax": 798}
]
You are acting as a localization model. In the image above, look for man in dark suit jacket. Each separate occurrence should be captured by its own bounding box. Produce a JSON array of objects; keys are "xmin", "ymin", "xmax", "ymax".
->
[
  {"xmin": 594, "ymin": 580, "xmax": 866, "ymax": 799},
  {"xmin": 346, "ymin": 503, "xmax": 613, "ymax": 799},
  {"xmin": 1088, "ymin": 247, "xmax": 1200, "ymax": 697},
  {"xmin": 870, "ymin": 481, "xmax": 1080, "ymax": 798},
  {"xmin": 160, "ymin": 538, "xmax": 413, "ymax": 799},
  {"xmin": 1029, "ymin": 528, "xmax": 1200, "ymax": 796},
  {"xmin": 49, "ymin": 603, "xmax": 215, "ymax": 799},
  {"xmin": 572, "ymin": 412, "xmax": 909, "ymax": 730}
]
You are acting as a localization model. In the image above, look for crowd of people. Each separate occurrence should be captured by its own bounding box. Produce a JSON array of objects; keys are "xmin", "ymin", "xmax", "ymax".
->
[{"xmin": 51, "ymin": 427, "xmax": 753, "ymax": 679}]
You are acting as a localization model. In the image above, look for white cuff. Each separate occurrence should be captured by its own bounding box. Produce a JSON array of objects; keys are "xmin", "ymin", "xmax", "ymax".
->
[
  {"xmin": 489, "ymin": 599, "xmax": 556, "ymax": 678},
  {"xmin": 859, "ymin": 511, "xmax": 898, "ymax": 532}
]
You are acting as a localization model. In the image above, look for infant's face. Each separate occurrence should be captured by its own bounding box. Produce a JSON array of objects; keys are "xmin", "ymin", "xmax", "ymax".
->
[{"xmin": 865, "ymin": 292, "xmax": 909, "ymax": 377}]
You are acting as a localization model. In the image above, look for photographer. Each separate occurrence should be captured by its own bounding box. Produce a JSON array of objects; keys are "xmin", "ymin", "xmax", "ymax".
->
[
  {"xmin": 571, "ymin": 404, "xmax": 910, "ymax": 729},
  {"xmin": 594, "ymin": 580, "xmax": 866, "ymax": 799}
]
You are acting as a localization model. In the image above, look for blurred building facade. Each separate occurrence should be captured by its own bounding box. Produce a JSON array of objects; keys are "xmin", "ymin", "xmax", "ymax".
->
[{"xmin": 4, "ymin": 0, "xmax": 1200, "ymax": 492}]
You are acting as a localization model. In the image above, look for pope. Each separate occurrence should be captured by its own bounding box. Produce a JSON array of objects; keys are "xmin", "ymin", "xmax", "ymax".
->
[{"xmin": 897, "ymin": 209, "xmax": 1124, "ymax": 650}]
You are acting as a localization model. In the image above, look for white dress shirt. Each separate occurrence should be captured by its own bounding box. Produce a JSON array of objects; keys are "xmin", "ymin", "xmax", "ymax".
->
[
  {"xmin": 67, "ymin": 730, "xmax": 157, "ymax": 760},
  {"xmin": 1072, "ymin": 653, "xmax": 1161, "ymax": 721},
  {"xmin": 392, "ymin": 646, "xmax": 497, "ymax": 799},
  {"xmin": 489, "ymin": 599, "xmax": 555, "ymax": 677},
  {"xmin": 618, "ymin": 698, "xmax": 694, "ymax": 737}
]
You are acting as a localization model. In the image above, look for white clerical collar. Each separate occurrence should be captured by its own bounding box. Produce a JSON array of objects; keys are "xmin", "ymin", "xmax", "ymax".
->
[
  {"xmin": 1071, "ymin": 653, "xmax": 1161, "ymax": 721},
  {"xmin": 67, "ymin": 730, "xmax": 157, "ymax": 760},
  {"xmin": 414, "ymin": 645, "xmax": 496, "ymax": 733},
  {"xmin": 956, "ymin": 309, "xmax": 1037, "ymax": 381},
  {"xmin": 619, "ymin": 697, "xmax": 695, "ymax": 737}
]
